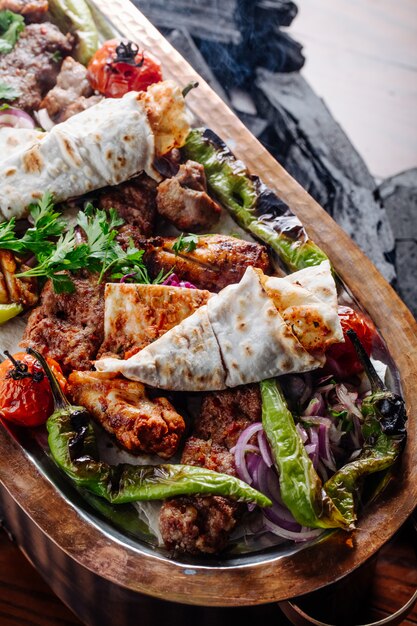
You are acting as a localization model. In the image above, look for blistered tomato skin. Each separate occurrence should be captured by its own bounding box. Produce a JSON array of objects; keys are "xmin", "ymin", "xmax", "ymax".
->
[
  {"xmin": 87, "ymin": 39, "xmax": 163, "ymax": 98},
  {"xmin": 0, "ymin": 353, "xmax": 65, "ymax": 427},
  {"xmin": 326, "ymin": 306, "xmax": 377, "ymax": 376}
]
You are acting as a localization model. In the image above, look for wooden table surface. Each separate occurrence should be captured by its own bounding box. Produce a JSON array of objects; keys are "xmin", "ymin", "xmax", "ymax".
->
[{"xmin": 1, "ymin": 0, "xmax": 416, "ymax": 624}]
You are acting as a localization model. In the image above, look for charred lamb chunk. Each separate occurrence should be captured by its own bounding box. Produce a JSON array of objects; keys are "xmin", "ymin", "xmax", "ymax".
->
[
  {"xmin": 159, "ymin": 385, "xmax": 261, "ymax": 555},
  {"xmin": 143, "ymin": 233, "xmax": 271, "ymax": 292},
  {"xmin": 22, "ymin": 272, "xmax": 105, "ymax": 374},
  {"xmin": 68, "ymin": 371, "xmax": 185, "ymax": 459},
  {"xmin": 98, "ymin": 174, "xmax": 157, "ymax": 237},
  {"xmin": 41, "ymin": 56, "xmax": 102, "ymax": 123},
  {"xmin": 0, "ymin": 22, "xmax": 74, "ymax": 112},
  {"xmin": 0, "ymin": 0, "xmax": 48, "ymax": 21},
  {"xmin": 156, "ymin": 160, "xmax": 222, "ymax": 232}
]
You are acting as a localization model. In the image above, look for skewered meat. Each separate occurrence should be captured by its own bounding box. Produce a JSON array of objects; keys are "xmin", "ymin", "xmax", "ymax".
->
[
  {"xmin": 41, "ymin": 56, "xmax": 102, "ymax": 123},
  {"xmin": 0, "ymin": 0, "xmax": 48, "ymax": 21},
  {"xmin": 0, "ymin": 22, "xmax": 74, "ymax": 112},
  {"xmin": 0, "ymin": 250, "xmax": 38, "ymax": 307},
  {"xmin": 22, "ymin": 273, "xmax": 105, "ymax": 373},
  {"xmin": 98, "ymin": 174, "xmax": 157, "ymax": 237},
  {"xmin": 156, "ymin": 160, "xmax": 222, "ymax": 232},
  {"xmin": 68, "ymin": 371, "xmax": 185, "ymax": 458},
  {"xmin": 159, "ymin": 385, "xmax": 261, "ymax": 554},
  {"xmin": 143, "ymin": 234, "xmax": 271, "ymax": 292}
]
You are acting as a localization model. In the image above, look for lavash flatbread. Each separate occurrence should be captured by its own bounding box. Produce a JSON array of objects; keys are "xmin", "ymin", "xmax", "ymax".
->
[
  {"xmin": 99, "ymin": 282, "xmax": 212, "ymax": 359},
  {"xmin": 0, "ymin": 80, "xmax": 191, "ymax": 221},
  {"xmin": 99, "ymin": 306, "xmax": 226, "ymax": 391},
  {"xmin": 207, "ymin": 266, "xmax": 320, "ymax": 387},
  {"xmin": 96, "ymin": 262, "xmax": 342, "ymax": 390},
  {"xmin": 263, "ymin": 260, "xmax": 343, "ymax": 352},
  {"xmin": 0, "ymin": 91, "xmax": 156, "ymax": 221}
]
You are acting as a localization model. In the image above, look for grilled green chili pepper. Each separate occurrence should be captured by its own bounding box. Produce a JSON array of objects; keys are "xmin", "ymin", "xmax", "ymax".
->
[
  {"xmin": 183, "ymin": 128, "xmax": 328, "ymax": 272},
  {"xmin": 324, "ymin": 330, "xmax": 407, "ymax": 526},
  {"xmin": 28, "ymin": 348, "xmax": 271, "ymax": 508},
  {"xmin": 260, "ymin": 378, "xmax": 351, "ymax": 530}
]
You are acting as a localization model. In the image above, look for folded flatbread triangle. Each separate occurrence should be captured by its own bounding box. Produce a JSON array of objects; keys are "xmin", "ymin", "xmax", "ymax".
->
[{"xmin": 96, "ymin": 261, "xmax": 343, "ymax": 391}]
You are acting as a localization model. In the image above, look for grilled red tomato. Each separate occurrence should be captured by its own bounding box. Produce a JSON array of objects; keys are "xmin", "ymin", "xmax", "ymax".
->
[
  {"xmin": 325, "ymin": 306, "xmax": 377, "ymax": 376},
  {"xmin": 0, "ymin": 352, "xmax": 66, "ymax": 427},
  {"xmin": 87, "ymin": 39, "xmax": 163, "ymax": 98}
]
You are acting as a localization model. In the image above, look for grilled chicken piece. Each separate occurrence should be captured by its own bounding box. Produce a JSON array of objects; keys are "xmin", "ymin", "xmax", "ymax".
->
[
  {"xmin": 0, "ymin": 0, "xmax": 48, "ymax": 21},
  {"xmin": 159, "ymin": 385, "xmax": 261, "ymax": 554},
  {"xmin": 142, "ymin": 234, "xmax": 271, "ymax": 293},
  {"xmin": 0, "ymin": 23, "xmax": 74, "ymax": 112},
  {"xmin": 0, "ymin": 250, "xmax": 38, "ymax": 307},
  {"xmin": 98, "ymin": 174, "xmax": 157, "ymax": 237},
  {"xmin": 22, "ymin": 273, "xmax": 104, "ymax": 373},
  {"xmin": 156, "ymin": 160, "xmax": 222, "ymax": 232},
  {"xmin": 68, "ymin": 371, "xmax": 185, "ymax": 459},
  {"xmin": 41, "ymin": 56, "xmax": 102, "ymax": 123}
]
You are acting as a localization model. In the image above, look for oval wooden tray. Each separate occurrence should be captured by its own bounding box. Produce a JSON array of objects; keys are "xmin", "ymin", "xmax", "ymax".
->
[{"xmin": 0, "ymin": 0, "xmax": 416, "ymax": 608}]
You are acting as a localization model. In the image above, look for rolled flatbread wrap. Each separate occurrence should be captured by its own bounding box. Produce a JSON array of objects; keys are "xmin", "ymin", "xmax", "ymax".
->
[{"xmin": 0, "ymin": 80, "xmax": 190, "ymax": 221}]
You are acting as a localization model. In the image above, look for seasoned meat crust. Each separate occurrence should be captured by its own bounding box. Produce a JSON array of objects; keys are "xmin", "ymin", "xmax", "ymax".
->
[
  {"xmin": 68, "ymin": 371, "xmax": 185, "ymax": 458},
  {"xmin": 159, "ymin": 496, "xmax": 241, "ymax": 555},
  {"xmin": 22, "ymin": 273, "xmax": 105, "ymax": 374},
  {"xmin": 156, "ymin": 160, "xmax": 222, "ymax": 232},
  {"xmin": 0, "ymin": 0, "xmax": 48, "ymax": 21},
  {"xmin": 0, "ymin": 22, "xmax": 74, "ymax": 112},
  {"xmin": 159, "ymin": 385, "xmax": 261, "ymax": 554},
  {"xmin": 98, "ymin": 174, "xmax": 157, "ymax": 237},
  {"xmin": 196, "ymin": 384, "xmax": 262, "ymax": 449},
  {"xmin": 142, "ymin": 234, "xmax": 271, "ymax": 292},
  {"xmin": 41, "ymin": 56, "xmax": 102, "ymax": 123}
]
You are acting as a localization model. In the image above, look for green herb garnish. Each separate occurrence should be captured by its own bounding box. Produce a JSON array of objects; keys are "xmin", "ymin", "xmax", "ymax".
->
[
  {"xmin": 172, "ymin": 232, "xmax": 198, "ymax": 255},
  {"xmin": 0, "ymin": 10, "xmax": 24, "ymax": 54},
  {"xmin": 0, "ymin": 80, "xmax": 20, "ymax": 101},
  {"xmin": 9, "ymin": 193, "xmax": 159, "ymax": 293}
]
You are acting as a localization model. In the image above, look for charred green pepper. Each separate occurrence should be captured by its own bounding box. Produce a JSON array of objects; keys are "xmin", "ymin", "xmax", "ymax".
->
[
  {"xmin": 183, "ymin": 128, "xmax": 328, "ymax": 272},
  {"xmin": 324, "ymin": 330, "xmax": 407, "ymax": 525},
  {"xmin": 261, "ymin": 378, "xmax": 351, "ymax": 530},
  {"xmin": 29, "ymin": 348, "xmax": 271, "ymax": 508}
]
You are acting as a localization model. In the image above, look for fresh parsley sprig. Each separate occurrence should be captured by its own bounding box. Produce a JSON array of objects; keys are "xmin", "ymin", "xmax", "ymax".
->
[
  {"xmin": 13, "ymin": 194, "xmax": 161, "ymax": 293},
  {"xmin": 172, "ymin": 232, "xmax": 198, "ymax": 255},
  {"xmin": 0, "ymin": 10, "xmax": 24, "ymax": 54}
]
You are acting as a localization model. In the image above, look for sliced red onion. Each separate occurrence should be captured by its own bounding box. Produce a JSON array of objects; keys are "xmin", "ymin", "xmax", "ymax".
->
[
  {"xmin": 0, "ymin": 107, "xmax": 35, "ymax": 129},
  {"xmin": 233, "ymin": 422, "xmax": 264, "ymax": 484},
  {"xmin": 120, "ymin": 272, "xmax": 136, "ymax": 283},
  {"xmin": 304, "ymin": 393, "xmax": 324, "ymax": 417},
  {"xmin": 263, "ymin": 516, "xmax": 323, "ymax": 542},
  {"xmin": 264, "ymin": 505, "xmax": 302, "ymax": 533},
  {"xmin": 335, "ymin": 384, "xmax": 363, "ymax": 419},
  {"xmin": 257, "ymin": 430, "xmax": 274, "ymax": 468},
  {"xmin": 34, "ymin": 108, "xmax": 55, "ymax": 131},
  {"xmin": 162, "ymin": 273, "xmax": 197, "ymax": 289},
  {"xmin": 296, "ymin": 423, "xmax": 308, "ymax": 444}
]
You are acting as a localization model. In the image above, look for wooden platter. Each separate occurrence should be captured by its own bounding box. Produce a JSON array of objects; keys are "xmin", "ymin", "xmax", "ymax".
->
[{"xmin": 0, "ymin": 0, "xmax": 416, "ymax": 610}]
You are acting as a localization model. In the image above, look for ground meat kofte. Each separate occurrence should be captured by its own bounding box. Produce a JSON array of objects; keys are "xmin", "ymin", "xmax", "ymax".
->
[
  {"xmin": 98, "ymin": 174, "xmax": 157, "ymax": 237},
  {"xmin": 159, "ymin": 385, "xmax": 261, "ymax": 555},
  {"xmin": 0, "ymin": 22, "xmax": 74, "ymax": 112},
  {"xmin": 22, "ymin": 273, "xmax": 105, "ymax": 373}
]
